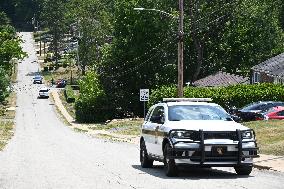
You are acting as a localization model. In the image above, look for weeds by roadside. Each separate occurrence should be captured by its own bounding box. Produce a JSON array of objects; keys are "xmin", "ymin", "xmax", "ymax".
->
[
  {"xmin": 244, "ymin": 120, "xmax": 284, "ymax": 156},
  {"xmin": 0, "ymin": 121, "xmax": 14, "ymax": 150},
  {"xmin": 0, "ymin": 92, "xmax": 16, "ymax": 151}
]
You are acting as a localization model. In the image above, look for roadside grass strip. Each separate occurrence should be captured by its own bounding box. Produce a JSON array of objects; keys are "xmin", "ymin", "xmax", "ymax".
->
[
  {"xmin": 244, "ymin": 120, "xmax": 284, "ymax": 156},
  {"xmin": 0, "ymin": 121, "xmax": 14, "ymax": 150}
]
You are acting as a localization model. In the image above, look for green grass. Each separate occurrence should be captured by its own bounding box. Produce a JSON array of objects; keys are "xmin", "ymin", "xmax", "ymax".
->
[
  {"xmin": 243, "ymin": 120, "xmax": 284, "ymax": 156},
  {"xmin": 59, "ymin": 90, "xmax": 76, "ymax": 119},
  {"xmin": 0, "ymin": 121, "xmax": 14, "ymax": 150},
  {"xmin": 88, "ymin": 119, "xmax": 143, "ymax": 136},
  {"xmin": 0, "ymin": 91, "xmax": 16, "ymax": 151}
]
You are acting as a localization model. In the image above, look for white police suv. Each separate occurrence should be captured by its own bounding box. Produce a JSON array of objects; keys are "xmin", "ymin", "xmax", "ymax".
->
[{"xmin": 140, "ymin": 98, "xmax": 259, "ymax": 177}]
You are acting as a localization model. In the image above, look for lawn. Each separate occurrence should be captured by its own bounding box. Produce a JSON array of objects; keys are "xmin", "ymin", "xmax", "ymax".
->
[
  {"xmin": 87, "ymin": 119, "xmax": 143, "ymax": 136},
  {"xmin": 0, "ymin": 92, "xmax": 16, "ymax": 151},
  {"xmin": 243, "ymin": 120, "xmax": 284, "ymax": 156},
  {"xmin": 0, "ymin": 121, "xmax": 14, "ymax": 150}
]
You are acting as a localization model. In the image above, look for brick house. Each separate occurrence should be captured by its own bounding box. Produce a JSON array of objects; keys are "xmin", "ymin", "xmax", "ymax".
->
[
  {"xmin": 191, "ymin": 71, "xmax": 249, "ymax": 87},
  {"xmin": 251, "ymin": 53, "xmax": 284, "ymax": 84}
]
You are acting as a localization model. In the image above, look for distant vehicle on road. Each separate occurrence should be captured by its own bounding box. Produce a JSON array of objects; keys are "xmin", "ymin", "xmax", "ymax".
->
[
  {"xmin": 38, "ymin": 87, "xmax": 50, "ymax": 98},
  {"xmin": 33, "ymin": 75, "xmax": 43, "ymax": 84},
  {"xmin": 140, "ymin": 98, "xmax": 259, "ymax": 177},
  {"xmin": 56, "ymin": 79, "xmax": 67, "ymax": 88},
  {"xmin": 236, "ymin": 101, "xmax": 284, "ymax": 121}
]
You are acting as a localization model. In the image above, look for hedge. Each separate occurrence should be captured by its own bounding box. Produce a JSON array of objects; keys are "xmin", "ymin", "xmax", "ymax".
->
[
  {"xmin": 75, "ymin": 72, "xmax": 114, "ymax": 123},
  {"xmin": 64, "ymin": 85, "xmax": 76, "ymax": 103},
  {"xmin": 149, "ymin": 83, "xmax": 284, "ymax": 109}
]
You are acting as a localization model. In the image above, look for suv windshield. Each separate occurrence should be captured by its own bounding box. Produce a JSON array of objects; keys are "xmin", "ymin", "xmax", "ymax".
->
[{"xmin": 168, "ymin": 105, "xmax": 230, "ymax": 121}]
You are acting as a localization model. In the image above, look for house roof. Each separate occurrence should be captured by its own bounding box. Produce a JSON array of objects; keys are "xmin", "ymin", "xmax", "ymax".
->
[
  {"xmin": 252, "ymin": 53, "xmax": 284, "ymax": 77},
  {"xmin": 192, "ymin": 71, "xmax": 249, "ymax": 87}
]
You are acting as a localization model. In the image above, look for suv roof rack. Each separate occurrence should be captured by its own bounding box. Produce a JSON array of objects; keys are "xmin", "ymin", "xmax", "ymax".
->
[{"xmin": 163, "ymin": 98, "xmax": 212, "ymax": 102}]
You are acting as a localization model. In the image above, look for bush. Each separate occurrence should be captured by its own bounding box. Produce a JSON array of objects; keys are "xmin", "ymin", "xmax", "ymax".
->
[
  {"xmin": 149, "ymin": 84, "xmax": 284, "ymax": 109},
  {"xmin": 64, "ymin": 85, "xmax": 76, "ymax": 103},
  {"xmin": 75, "ymin": 72, "xmax": 114, "ymax": 123},
  {"xmin": 0, "ymin": 68, "xmax": 9, "ymax": 102}
]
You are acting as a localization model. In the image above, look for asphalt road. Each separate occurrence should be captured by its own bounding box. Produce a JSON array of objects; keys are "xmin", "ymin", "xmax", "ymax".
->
[{"xmin": 0, "ymin": 32, "xmax": 284, "ymax": 189}]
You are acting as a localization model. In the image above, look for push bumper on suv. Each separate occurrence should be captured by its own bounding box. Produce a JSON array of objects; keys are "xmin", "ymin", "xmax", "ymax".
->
[{"xmin": 167, "ymin": 129, "xmax": 259, "ymax": 166}]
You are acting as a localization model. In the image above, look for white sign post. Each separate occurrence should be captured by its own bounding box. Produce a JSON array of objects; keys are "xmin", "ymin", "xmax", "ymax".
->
[{"xmin": 140, "ymin": 89, "xmax": 149, "ymax": 118}]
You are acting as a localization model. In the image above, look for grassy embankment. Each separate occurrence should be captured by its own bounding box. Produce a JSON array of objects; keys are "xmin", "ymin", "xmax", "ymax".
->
[
  {"xmin": 0, "ymin": 64, "xmax": 17, "ymax": 150},
  {"xmin": 243, "ymin": 120, "xmax": 284, "ymax": 156}
]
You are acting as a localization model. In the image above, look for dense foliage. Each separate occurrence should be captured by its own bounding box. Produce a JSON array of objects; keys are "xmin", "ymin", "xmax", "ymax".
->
[
  {"xmin": 2, "ymin": 0, "xmax": 284, "ymax": 121},
  {"xmin": 75, "ymin": 72, "xmax": 112, "ymax": 122},
  {"xmin": 0, "ymin": 11, "xmax": 26, "ymax": 102},
  {"xmin": 149, "ymin": 84, "xmax": 284, "ymax": 109}
]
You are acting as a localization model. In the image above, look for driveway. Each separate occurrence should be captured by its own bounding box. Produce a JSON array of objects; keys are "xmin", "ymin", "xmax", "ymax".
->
[{"xmin": 0, "ymin": 32, "xmax": 283, "ymax": 189}]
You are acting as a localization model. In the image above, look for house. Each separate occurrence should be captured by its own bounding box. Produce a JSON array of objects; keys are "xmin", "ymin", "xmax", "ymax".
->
[
  {"xmin": 191, "ymin": 71, "xmax": 249, "ymax": 87},
  {"xmin": 251, "ymin": 53, "xmax": 284, "ymax": 84}
]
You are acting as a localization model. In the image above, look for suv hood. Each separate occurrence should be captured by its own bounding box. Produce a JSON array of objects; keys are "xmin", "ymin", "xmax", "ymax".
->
[{"xmin": 166, "ymin": 120, "xmax": 249, "ymax": 131}]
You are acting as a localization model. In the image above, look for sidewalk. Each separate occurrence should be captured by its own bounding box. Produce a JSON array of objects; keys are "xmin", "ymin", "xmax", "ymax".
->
[
  {"xmin": 51, "ymin": 90, "xmax": 284, "ymax": 172},
  {"xmin": 254, "ymin": 154, "xmax": 284, "ymax": 172}
]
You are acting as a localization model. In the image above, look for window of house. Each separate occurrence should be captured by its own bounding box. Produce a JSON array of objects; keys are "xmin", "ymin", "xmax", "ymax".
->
[
  {"xmin": 274, "ymin": 77, "xmax": 283, "ymax": 84},
  {"xmin": 253, "ymin": 72, "xmax": 260, "ymax": 83}
]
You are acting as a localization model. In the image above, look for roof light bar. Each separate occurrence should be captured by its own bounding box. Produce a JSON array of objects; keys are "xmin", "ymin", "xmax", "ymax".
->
[{"xmin": 163, "ymin": 98, "xmax": 212, "ymax": 102}]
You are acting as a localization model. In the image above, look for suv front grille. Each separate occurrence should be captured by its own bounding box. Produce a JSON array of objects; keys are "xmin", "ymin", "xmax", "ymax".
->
[{"xmin": 189, "ymin": 131, "xmax": 238, "ymax": 141}]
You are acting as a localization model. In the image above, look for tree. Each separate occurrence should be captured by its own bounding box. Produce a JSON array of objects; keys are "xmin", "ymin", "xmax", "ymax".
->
[
  {"xmin": 41, "ymin": 0, "xmax": 68, "ymax": 66},
  {"xmin": 67, "ymin": 0, "xmax": 113, "ymax": 75}
]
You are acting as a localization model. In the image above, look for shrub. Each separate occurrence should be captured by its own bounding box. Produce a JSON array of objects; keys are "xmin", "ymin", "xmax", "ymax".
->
[
  {"xmin": 149, "ymin": 83, "xmax": 284, "ymax": 109},
  {"xmin": 75, "ymin": 72, "xmax": 114, "ymax": 123},
  {"xmin": 0, "ymin": 68, "xmax": 9, "ymax": 102},
  {"xmin": 64, "ymin": 85, "xmax": 76, "ymax": 103}
]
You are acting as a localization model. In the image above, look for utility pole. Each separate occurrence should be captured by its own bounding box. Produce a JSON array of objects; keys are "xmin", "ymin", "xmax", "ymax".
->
[{"xmin": 178, "ymin": 0, "xmax": 184, "ymax": 97}]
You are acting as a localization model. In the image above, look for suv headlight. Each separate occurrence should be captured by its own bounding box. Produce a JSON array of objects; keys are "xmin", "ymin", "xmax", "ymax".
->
[
  {"xmin": 171, "ymin": 130, "xmax": 194, "ymax": 139},
  {"xmin": 241, "ymin": 130, "xmax": 254, "ymax": 139}
]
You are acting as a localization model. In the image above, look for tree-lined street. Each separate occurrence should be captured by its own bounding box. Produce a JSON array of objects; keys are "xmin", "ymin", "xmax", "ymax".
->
[{"xmin": 0, "ymin": 32, "xmax": 283, "ymax": 189}]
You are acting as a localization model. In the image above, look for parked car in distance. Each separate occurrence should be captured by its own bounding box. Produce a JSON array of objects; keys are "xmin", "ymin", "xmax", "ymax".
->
[
  {"xmin": 56, "ymin": 79, "xmax": 67, "ymax": 88},
  {"xmin": 38, "ymin": 87, "xmax": 50, "ymax": 98},
  {"xmin": 236, "ymin": 101, "xmax": 284, "ymax": 121},
  {"xmin": 260, "ymin": 106, "xmax": 284, "ymax": 120},
  {"xmin": 33, "ymin": 75, "xmax": 43, "ymax": 84},
  {"xmin": 140, "ymin": 98, "xmax": 259, "ymax": 177}
]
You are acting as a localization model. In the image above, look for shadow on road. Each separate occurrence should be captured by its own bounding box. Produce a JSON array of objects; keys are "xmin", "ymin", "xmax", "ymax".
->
[{"xmin": 132, "ymin": 164, "xmax": 252, "ymax": 180}]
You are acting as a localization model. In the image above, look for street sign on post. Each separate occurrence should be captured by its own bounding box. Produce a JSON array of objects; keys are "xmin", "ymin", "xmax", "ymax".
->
[
  {"xmin": 140, "ymin": 89, "xmax": 149, "ymax": 102},
  {"xmin": 140, "ymin": 89, "xmax": 149, "ymax": 118}
]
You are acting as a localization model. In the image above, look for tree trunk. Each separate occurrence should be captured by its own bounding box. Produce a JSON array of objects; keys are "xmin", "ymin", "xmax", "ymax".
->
[{"xmin": 189, "ymin": 0, "xmax": 205, "ymax": 82}]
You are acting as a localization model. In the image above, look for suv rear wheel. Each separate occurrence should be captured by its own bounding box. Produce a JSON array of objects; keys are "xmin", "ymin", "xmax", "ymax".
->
[
  {"xmin": 140, "ymin": 140, "xmax": 153, "ymax": 168},
  {"xmin": 234, "ymin": 166, "xmax": 252, "ymax": 175},
  {"xmin": 164, "ymin": 143, "xmax": 178, "ymax": 177}
]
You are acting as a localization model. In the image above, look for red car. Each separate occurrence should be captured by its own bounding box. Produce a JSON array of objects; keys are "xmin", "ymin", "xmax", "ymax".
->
[
  {"xmin": 56, "ymin": 79, "xmax": 67, "ymax": 88},
  {"xmin": 263, "ymin": 106, "xmax": 284, "ymax": 120}
]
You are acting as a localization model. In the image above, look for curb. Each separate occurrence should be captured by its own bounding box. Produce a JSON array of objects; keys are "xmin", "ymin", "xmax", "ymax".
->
[{"xmin": 253, "ymin": 164, "xmax": 271, "ymax": 171}]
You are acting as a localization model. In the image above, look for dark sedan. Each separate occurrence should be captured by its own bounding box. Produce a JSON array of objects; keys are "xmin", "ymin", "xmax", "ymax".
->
[{"xmin": 236, "ymin": 101, "xmax": 284, "ymax": 121}]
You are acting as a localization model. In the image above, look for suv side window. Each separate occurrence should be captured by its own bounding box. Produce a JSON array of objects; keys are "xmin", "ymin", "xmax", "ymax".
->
[{"xmin": 150, "ymin": 106, "xmax": 165, "ymax": 123}]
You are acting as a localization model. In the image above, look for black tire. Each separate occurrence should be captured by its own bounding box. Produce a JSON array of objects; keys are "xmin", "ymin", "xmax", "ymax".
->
[
  {"xmin": 140, "ymin": 140, "xmax": 153, "ymax": 168},
  {"xmin": 164, "ymin": 143, "xmax": 178, "ymax": 177},
  {"xmin": 234, "ymin": 166, "xmax": 252, "ymax": 175}
]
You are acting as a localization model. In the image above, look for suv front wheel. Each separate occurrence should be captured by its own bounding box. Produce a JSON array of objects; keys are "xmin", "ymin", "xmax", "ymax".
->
[
  {"xmin": 164, "ymin": 143, "xmax": 178, "ymax": 177},
  {"xmin": 234, "ymin": 166, "xmax": 252, "ymax": 175},
  {"xmin": 140, "ymin": 140, "xmax": 153, "ymax": 168}
]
